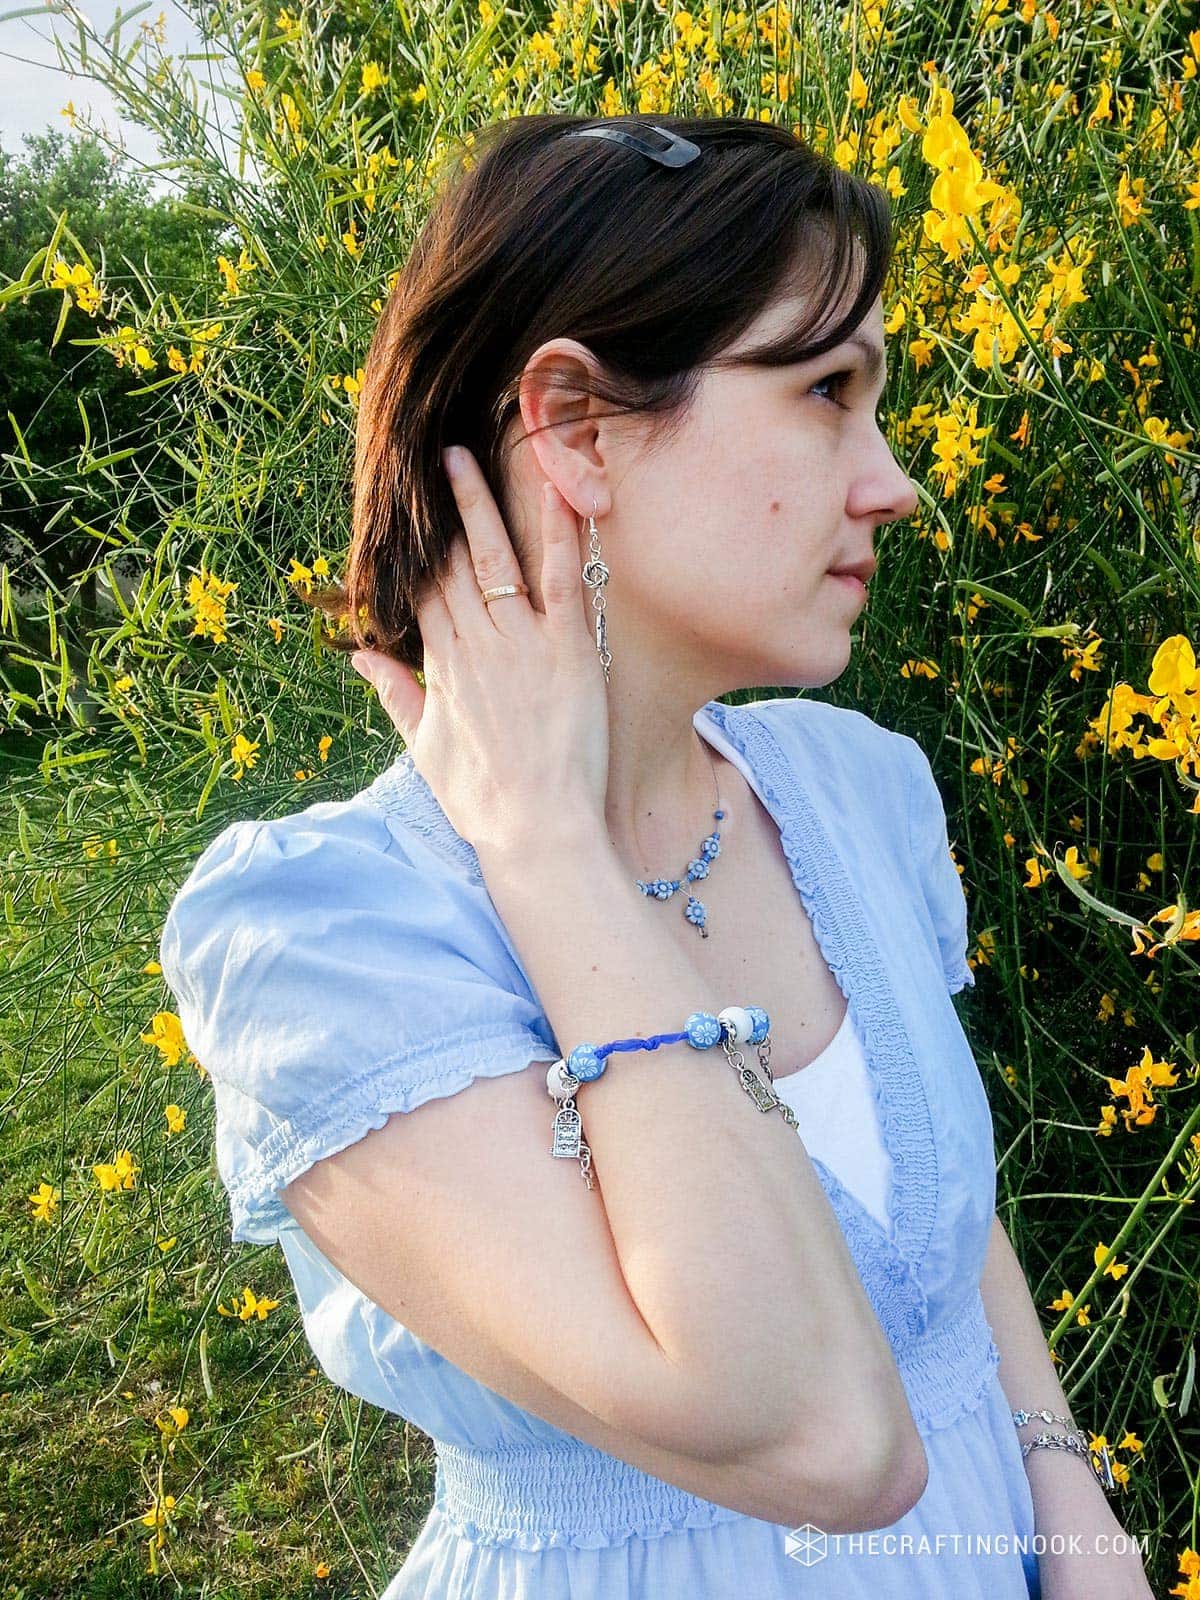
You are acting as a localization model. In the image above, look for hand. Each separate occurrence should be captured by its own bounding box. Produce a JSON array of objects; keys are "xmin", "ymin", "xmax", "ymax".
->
[{"xmin": 348, "ymin": 448, "xmax": 611, "ymax": 858}]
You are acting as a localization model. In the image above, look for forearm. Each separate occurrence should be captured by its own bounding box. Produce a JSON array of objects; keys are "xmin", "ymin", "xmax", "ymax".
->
[
  {"xmin": 478, "ymin": 821, "xmax": 922, "ymax": 1474},
  {"xmin": 980, "ymin": 1213, "xmax": 1111, "ymax": 1516}
]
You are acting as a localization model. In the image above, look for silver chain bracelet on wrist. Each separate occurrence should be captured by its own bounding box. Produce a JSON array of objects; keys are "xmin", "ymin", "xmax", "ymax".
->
[{"xmin": 1011, "ymin": 1408, "xmax": 1117, "ymax": 1492}]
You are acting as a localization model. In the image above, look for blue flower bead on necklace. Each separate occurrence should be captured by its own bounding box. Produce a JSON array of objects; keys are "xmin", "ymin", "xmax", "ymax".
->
[{"xmin": 633, "ymin": 738, "xmax": 725, "ymax": 938}]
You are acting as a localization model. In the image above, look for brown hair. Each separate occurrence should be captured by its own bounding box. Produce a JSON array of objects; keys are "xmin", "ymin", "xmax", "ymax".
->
[{"xmin": 299, "ymin": 112, "xmax": 894, "ymax": 671}]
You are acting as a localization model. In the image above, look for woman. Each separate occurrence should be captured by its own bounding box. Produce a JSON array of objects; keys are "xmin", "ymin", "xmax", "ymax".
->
[{"xmin": 159, "ymin": 115, "xmax": 1152, "ymax": 1598}]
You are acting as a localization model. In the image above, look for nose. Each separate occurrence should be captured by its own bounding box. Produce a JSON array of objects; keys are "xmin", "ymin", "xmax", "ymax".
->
[{"xmin": 892, "ymin": 468, "xmax": 920, "ymax": 523}]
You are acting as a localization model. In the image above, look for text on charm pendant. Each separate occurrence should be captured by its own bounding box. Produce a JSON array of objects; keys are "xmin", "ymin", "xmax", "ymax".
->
[
  {"xmin": 595, "ymin": 612, "xmax": 607, "ymax": 657},
  {"xmin": 552, "ymin": 1103, "xmax": 583, "ymax": 1159},
  {"xmin": 739, "ymin": 1067, "xmax": 779, "ymax": 1112}
]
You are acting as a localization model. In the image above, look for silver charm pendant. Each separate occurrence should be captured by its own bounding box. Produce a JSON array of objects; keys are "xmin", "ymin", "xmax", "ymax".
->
[
  {"xmin": 551, "ymin": 1100, "xmax": 583, "ymax": 1159},
  {"xmin": 739, "ymin": 1066, "xmax": 778, "ymax": 1111}
]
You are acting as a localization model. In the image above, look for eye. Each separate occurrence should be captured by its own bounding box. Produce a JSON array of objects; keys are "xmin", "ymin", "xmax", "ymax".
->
[{"xmin": 809, "ymin": 370, "xmax": 854, "ymax": 408}]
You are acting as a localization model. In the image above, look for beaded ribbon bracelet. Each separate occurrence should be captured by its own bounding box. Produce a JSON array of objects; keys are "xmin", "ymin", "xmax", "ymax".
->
[{"xmin": 546, "ymin": 1005, "xmax": 796, "ymax": 1187}]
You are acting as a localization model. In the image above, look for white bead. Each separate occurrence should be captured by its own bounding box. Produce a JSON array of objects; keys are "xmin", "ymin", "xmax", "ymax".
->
[
  {"xmin": 717, "ymin": 1006, "xmax": 755, "ymax": 1046},
  {"xmin": 546, "ymin": 1059, "xmax": 578, "ymax": 1100}
]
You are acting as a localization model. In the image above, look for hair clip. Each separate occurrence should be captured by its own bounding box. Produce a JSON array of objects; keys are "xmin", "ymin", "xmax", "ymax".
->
[{"xmin": 563, "ymin": 122, "xmax": 703, "ymax": 169}]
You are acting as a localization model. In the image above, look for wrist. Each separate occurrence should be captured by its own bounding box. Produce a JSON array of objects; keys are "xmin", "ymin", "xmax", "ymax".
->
[
  {"xmin": 1023, "ymin": 1437, "xmax": 1116, "ymax": 1512},
  {"xmin": 474, "ymin": 812, "xmax": 614, "ymax": 874}
]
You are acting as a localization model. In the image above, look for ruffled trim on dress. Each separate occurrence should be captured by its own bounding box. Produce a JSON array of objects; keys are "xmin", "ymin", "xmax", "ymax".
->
[
  {"xmin": 698, "ymin": 699, "xmax": 937, "ymax": 1337},
  {"xmin": 431, "ymin": 1438, "xmax": 747, "ymax": 1552}
]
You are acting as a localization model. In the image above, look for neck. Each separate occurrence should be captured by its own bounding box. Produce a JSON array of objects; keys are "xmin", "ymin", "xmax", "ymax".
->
[{"xmin": 602, "ymin": 683, "xmax": 726, "ymax": 878}]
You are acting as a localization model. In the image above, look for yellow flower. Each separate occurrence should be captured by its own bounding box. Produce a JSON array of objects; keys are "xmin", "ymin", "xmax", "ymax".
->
[
  {"xmin": 1061, "ymin": 845, "xmax": 1091, "ymax": 882},
  {"xmin": 218, "ymin": 1286, "xmax": 281, "ymax": 1320},
  {"xmin": 1047, "ymin": 1288, "xmax": 1091, "ymax": 1326},
  {"xmin": 267, "ymin": 617, "xmax": 284, "ymax": 643},
  {"xmin": 286, "ymin": 557, "xmax": 314, "ymax": 592},
  {"xmin": 318, "ymin": 735, "xmax": 333, "ymax": 762},
  {"xmin": 230, "ymin": 733, "xmax": 260, "ymax": 781},
  {"xmin": 50, "ymin": 256, "xmax": 103, "ymax": 315},
  {"xmin": 141, "ymin": 1492, "xmax": 176, "ymax": 1545},
  {"xmin": 28, "ymin": 1181, "xmax": 60, "ymax": 1222},
  {"xmin": 1093, "ymin": 1240, "xmax": 1129, "ymax": 1280},
  {"xmin": 1147, "ymin": 633, "xmax": 1197, "ymax": 700},
  {"xmin": 1023, "ymin": 855, "xmax": 1052, "ymax": 888},
  {"xmin": 164, "ymin": 1103, "xmax": 187, "ymax": 1135},
  {"xmin": 246, "ymin": 68, "xmax": 266, "ymax": 91},
  {"xmin": 186, "ymin": 568, "xmax": 238, "ymax": 645},
  {"xmin": 360, "ymin": 60, "xmax": 388, "ymax": 94},
  {"xmin": 141, "ymin": 1011, "xmax": 189, "ymax": 1068},
  {"xmin": 315, "ymin": 1562, "xmax": 331, "ymax": 1579},
  {"xmin": 94, "ymin": 1150, "xmax": 140, "ymax": 1192},
  {"xmin": 1105, "ymin": 1046, "xmax": 1180, "ymax": 1130},
  {"xmin": 108, "ymin": 324, "xmax": 156, "ymax": 372},
  {"xmin": 155, "ymin": 1405, "xmax": 190, "ymax": 1437}
]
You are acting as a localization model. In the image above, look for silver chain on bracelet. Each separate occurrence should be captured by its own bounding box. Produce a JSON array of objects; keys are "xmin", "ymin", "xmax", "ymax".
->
[{"xmin": 1011, "ymin": 1408, "xmax": 1117, "ymax": 1492}]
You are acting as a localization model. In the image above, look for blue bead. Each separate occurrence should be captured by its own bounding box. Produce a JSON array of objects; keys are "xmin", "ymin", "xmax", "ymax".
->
[
  {"xmin": 747, "ymin": 1006, "xmax": 770, "ymax": 1045},
  {"xmin": 684, "ymin": 896, "xmax": 706, "ymax": 927},
  {"xmin": 684, "ymin": 1011, "xmax": 722, "ymax": 1049},
  {"xmin": 567, "ymin": 1043, "xmax": 605, "ymax": 1081},
  {"xmin": 686, "ymin": 857, "xmax": 710, "ymax": 881},
  {"xmin": 714, "ymin": 809, "xmax": 725, "ymax": 820}
]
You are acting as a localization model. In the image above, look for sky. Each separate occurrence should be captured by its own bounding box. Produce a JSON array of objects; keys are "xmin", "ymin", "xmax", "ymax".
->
[{"xmin": 0, "ymin": 0, "xmax": 237, "ymax": 186}]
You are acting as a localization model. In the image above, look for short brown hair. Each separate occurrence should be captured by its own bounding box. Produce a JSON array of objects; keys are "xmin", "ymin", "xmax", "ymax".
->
[{"xmin": 299, "ymin": 112, "xmax": 894, "ymax": 671}]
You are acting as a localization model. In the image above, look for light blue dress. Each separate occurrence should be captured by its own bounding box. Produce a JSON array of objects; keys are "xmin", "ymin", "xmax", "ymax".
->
[{"xmin": 158, "ymin": 694, "xmax": 1041, "ymax": 1599}]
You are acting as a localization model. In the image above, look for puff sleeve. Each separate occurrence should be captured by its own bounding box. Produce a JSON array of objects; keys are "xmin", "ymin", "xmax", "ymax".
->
[
  {"xmin": 897, "ymin": 733, "xmax": 976, "ymax": 995},
  {"xmin": 157, "ymin": 801, "xmax": 562, "ymax": 1245}
]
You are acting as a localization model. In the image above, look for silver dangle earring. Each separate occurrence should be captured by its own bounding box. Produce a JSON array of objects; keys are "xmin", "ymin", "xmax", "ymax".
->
[
  {"xmin": 580, "ymin": 497, "xmax": 613, "ymax": 682},
  {"xmin": 578, "ymin": 499, "xmax": 727, "ymax": 937}
]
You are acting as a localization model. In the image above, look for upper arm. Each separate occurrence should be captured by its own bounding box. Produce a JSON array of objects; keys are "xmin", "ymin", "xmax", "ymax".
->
[
  {"xmin": 281, "ymin": 1066, "xmax": 924, "ymax": 1532},
  {"xmin": 158, "ymin": 801, "xmax": 870, "ymax": 1522},
  {"xmin": 279, "ymin": 1054, "xmax": 700, "ymax": 1450}
]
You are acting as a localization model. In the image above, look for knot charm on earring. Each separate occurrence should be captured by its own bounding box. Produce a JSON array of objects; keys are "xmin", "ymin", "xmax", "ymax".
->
[{"xmin": 580, "ymin": 498, "xmax": 612, "ymax": 682}]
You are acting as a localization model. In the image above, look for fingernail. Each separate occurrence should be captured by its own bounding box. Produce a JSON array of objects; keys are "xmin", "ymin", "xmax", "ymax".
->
[
  {"xmin": 442, "ymin": 446, "xmax": 462, "ymax": 480},
  {"xmin": 350, "ymin": 652, "xmax": 372, "ymax": 680}
]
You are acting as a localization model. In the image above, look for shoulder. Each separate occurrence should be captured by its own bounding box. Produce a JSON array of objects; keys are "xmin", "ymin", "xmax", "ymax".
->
[
  {"xmin": 159, "ymin": 798, "xmax": 402, "ymax": 1002},
  {"xmin": 738, "ymin": 693, "xmax": 912, "ymax": 789},
  {"xmin": 158, "ymin": 785, "xmax": 559, "ymax": 1244}
]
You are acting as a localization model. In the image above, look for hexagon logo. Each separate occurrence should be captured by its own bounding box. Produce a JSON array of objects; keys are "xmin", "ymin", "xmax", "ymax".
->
[{"xmin": 784, "ymin": 1523, "xmax": 828, "ymax": 1565}]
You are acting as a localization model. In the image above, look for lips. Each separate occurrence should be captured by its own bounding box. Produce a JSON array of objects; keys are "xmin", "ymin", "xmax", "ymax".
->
[{"xmin": 827, "ymin": 557, "xmax": 877, "ymax": 584}]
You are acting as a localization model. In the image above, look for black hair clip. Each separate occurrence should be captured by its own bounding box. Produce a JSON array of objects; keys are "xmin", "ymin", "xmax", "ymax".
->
[{"xmin": 564, "ymin": 122, "xmax": 702, "ymax": 169}]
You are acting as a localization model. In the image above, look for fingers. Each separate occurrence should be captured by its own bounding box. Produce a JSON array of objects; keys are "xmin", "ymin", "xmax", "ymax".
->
[
  {"xmin": 439, "ymin": 448, "xmax": 534, "ymax": 637},
  {"xmin": 350, "ymin": 650, "xmax": 424, "ymax": 746},
  {"xmin": 538, "ymin": 480, "xmax": 592, "ymax": 643},
  {"xmin": 414, "ymin": 569, "xmax": 456, "ymax": 653}
]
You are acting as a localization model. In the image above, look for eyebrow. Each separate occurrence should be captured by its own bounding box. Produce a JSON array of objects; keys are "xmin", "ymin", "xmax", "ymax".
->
[{"xmin": 842, "ymin": 336, "xmax": 886, "ymax": 386}]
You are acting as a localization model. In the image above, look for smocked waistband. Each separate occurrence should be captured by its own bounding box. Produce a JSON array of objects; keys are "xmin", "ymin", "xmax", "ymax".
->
[{"xmin": 432, "ymin": 1289, "xmax": 1000, "ymax": 1551}]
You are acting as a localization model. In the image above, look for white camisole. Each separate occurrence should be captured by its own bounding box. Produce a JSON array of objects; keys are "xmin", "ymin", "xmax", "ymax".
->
[{"xmin": 693, "ymin": 706, "xmax": 894, "ymax": 1237}]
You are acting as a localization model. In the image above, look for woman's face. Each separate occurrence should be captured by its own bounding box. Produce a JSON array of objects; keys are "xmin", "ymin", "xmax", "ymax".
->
[{"xmin": 509, "ymin": 283, "xmax": 921, "ymax": 695}]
